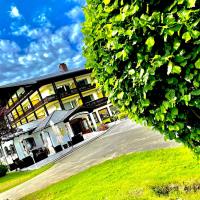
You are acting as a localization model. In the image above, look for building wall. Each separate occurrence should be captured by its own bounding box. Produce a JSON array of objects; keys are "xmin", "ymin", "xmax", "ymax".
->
[{"xmin": 5, "ymin": 72, "xmax": 103, "ymax": 128}]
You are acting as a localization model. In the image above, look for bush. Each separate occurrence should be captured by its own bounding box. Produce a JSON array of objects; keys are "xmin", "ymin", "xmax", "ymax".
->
[
  {"xmin": 0, "ymin": 164, "xmax": 8, "ymax": 177},
  {"xmin": 83, "ymin": 0, "xmax": 200, "ymax": 153},
  {"xmin": 98, "ymin": 123, "xmax": 109, "ymax": 131}
]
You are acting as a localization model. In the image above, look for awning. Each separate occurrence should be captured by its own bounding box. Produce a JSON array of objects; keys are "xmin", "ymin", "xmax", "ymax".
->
[{"xmin": 34, "ymin": 106, "xmax": 94, "ymax": 133}]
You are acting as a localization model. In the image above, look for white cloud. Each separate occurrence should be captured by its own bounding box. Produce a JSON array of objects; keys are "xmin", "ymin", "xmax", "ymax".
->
[
  {"xmin": 12, "ymin": 25, "xmax": 51, "ymax": 39},
  {"xmin": 65, "ymin": 6, "xmax": 83, "ymax": 21},
  {"xmin": 9, "ymin": 6, "xmax": 21, "ymax": 18},
  {"xmin": 33, "ymin": 13, "xmax": 52, "ymax": 28},
  {"xmin": 0, "ymin": 22, "xmax": 85, "ymax": 86},
  {"xmin": 66, "ymin": 0, "xmax": 86, "ymax": 6}
]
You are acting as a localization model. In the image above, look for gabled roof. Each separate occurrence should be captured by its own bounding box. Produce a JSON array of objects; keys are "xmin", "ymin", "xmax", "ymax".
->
[
  {"xmin": 33, "ymin": 109, "xmax": 78, "ymax": 133},
  {"xmin": 34, "ymin": 106, "xmax": 94, "ymax": 133},
  {"xmin": 0, "ymin": 67, "xmax": 89, "ymax": 89},
  {"xmin": 0, "ymin": 67, "xmax": 92, "ymax": 106},
  {"xmin": 1, "ymin": 119, "xmax": 43, "ymax": 141}
]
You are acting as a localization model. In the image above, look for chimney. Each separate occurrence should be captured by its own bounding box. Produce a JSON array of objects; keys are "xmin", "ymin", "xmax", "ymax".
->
[{"xmin": 59, "ymin": 63, "xmax": 68, "ymax": 72}]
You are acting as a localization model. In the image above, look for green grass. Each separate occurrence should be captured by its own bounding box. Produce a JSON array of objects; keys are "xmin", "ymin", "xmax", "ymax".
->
[
  {"xmin": 0, "ymin": 164, "xmax": 53, "ymax": 193},
  {"xmin": 21, "ymin": 147, "xmax": 200, "ymax": 200}
]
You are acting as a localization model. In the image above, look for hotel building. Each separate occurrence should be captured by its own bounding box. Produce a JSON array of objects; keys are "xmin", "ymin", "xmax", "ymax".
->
[{"xmin": 0, "ymin": 64, "xmax": 117, "ymax": 170}]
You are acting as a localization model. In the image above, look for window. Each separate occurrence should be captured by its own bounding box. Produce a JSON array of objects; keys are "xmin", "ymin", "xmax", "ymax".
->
[
  {"xmin": 17, "ymin": 87, "xmax": 25, "ymax": 98},
  {"xmin": 22, "ymin": 99, "xmax": 31, "ymax": 111},
  {"xmin": 27, "ymin": 113, "xmax": 36, "ymax": 122},
  {"xmin": 10, "ymin": 144, "xmax": 16, "ymax": 154},
  {"xmin": 77, "ymin": 79, "xmax": 88, "ymax": 88},
  {"xmin": 83, "ymin": 95, "xmax": 94, "ymax": 103},
  {"xmin": 0, "ymin": 148, "xmax": 3, "ymax": 158},
  {"xmin": 64, "ymin": 101, "xmax": 77, "ymax": 111},
  {"xmin": 4, "ymin": 147, "xmax": 11, "ymax": 156},
  {"xmin": 23, "ymin": 137, "xmax": 36, "ymax": 151},
  {"xmin": 98, "ymin": 108, "xmax": 110, "ymax": 120}
]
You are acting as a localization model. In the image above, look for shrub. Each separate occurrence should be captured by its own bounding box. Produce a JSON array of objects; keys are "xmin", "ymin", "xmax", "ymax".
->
[
  {"xmin": 0, "ymin": 164, "xmax": 8, "ymax": 177},
  {"xmin": 98, "ymin": 123, "xmax": 109, "ymax": 131},
  {"xmin": 83, "ymin": 0, "xmax": 200, "ymax": 153}
]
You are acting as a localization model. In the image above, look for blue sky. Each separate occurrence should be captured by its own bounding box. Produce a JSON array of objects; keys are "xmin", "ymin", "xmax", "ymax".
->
[{"xmin": 0, "ymin": 0, "xmax": 86, "ymax": 86}]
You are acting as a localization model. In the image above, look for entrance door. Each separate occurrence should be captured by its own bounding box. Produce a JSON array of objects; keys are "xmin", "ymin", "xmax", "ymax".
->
[
  {"xmin": 70, "ymin": 118, "xmax": 92, "ymax": 135},
  {"xmin": 70, "ymin": 118, "xmax": 83, "ymax": 135}
]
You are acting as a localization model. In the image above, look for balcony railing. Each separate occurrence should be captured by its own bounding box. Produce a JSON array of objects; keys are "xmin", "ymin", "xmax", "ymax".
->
[
  {"xmin": 79, "ymin": 84, "xmax": 96, "ymax": 92},
  {"xmin": 6, "ymin": 91, "xmax": 34, "ymax": 114},
  {"xmin": 10, "ymin": 84, "xmax": 97, "ymax": 124},
  {"xmin": 59, "ymin": 88, "xmax": 78, "ymax": 98},
  {"xmin": 85, "ymin": 97, "xmax": 108, "ymax": 108}
]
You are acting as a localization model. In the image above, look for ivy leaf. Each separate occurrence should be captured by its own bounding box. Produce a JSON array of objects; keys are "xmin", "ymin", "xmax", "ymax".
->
[
  {"xmin": 182, "ymin": 94, "xmax": 191, "ymax": 105},
  {"xmin": 141, "ymin": 99, "xmax": 150, "ymax": 107},
  {"xmin": 171, "ymin": 108, "xmax": 178, "ymax": 116},
  {"xmin": 165, "ymin": 89, "xmax": 176, "ymax": 100},
  {"xmin": 191, "ymin": 90, "xmax": 200, "ymax": 96},
  {"xmin": 117, "ymin": 91, "xmax": 124, "ymax": 99},
  {"xmin": 195, "ymin": 58, "xmax": 200, "ymax": 69},
  {"xmin": 104, "ymin": 0, "xmax": 111, "ymax": 5},
  {"xmin": 167, "ymin": 61, "xmax": 173, "ymax": 75},
  {"xmin": 178, "ymin": 0, "xmax": 184, "ymax": 4},
  {"xmin": 173, "ymin": 39, "xmax": 181, "ymax": 50},
  {"xmin": 172, "ymin": 66, "xmax": 181, "ymax": 74},
  {"xmin": 187, "ymin": 0, "xmax": 196, "ymax": 8},
  {"xmin": 182, "ymin": 32, "xmax": 191, "ymax": 43},
  {"xmin": 128, "ymin": 69, "xmax": 135, "ymax": 75},
  {"xmin": 106, "ymin": 65, "xmax": 114, "ymax": 74},
  {"xmin": 145, "ymin": 36, "xmax": 155, "ymax": 51}
]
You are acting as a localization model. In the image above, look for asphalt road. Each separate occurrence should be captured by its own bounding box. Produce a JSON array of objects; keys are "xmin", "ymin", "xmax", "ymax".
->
[{"xmin": 0, "ymin": 119, "xmax": 178, "ymax": 200}]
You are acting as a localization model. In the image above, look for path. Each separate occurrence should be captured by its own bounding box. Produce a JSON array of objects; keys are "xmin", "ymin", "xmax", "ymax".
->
[{"xmin": 0, "ymin": 119, "xmax": 178, "ymax": 200}]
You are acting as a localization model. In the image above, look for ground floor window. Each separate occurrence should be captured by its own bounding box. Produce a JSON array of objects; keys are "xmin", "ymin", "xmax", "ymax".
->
[
  {"xmin": 22, "ymin": 137, "xmax": 36, "ymax": 152},
  {"xmin": 98, "ymin": 108, "xmax": 110, "ymax": 121},
  {"xmin": 4, "ymin": 146, "xmax": 11, "ymax": 156},
  {"xmin": 0, "ymin": 149, "xmax": 3, "ymax": 158},
  {"xmin": 83, "ymin": 95, "xmax": 94, "ymax": 103},
  {"xmin": 10, "ymin": 144, "xmax": 16, "ymax": 154}
]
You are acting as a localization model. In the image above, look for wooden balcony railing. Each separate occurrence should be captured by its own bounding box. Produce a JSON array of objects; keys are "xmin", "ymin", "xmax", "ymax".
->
[
  {"xmin": 85, "ymin": 97, "xmax": 108, "ymax": 108},
  {"xmin": 6, "ymin": 91, "xmax": 34, "ymax": 114},
  {"xmin": 79, "ymin": 84, "xmax": 96, "ymax": 92},
  {"xmin": 10, "ymin": 84, "xmax": 97, "ymax": 124}
]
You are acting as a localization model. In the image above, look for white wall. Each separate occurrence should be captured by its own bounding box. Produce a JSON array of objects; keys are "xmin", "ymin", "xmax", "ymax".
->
[{"xmin": 1, "ymin": 140, "xmax": 18, "ymax": 164}]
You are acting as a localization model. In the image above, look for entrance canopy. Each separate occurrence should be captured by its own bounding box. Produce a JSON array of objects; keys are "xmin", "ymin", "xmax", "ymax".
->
[
  {"xmin": 1, "ymin": 119, "xmax": 42, "ymax": 141},
  {"xmin": 34, "ymin": 106, "xmax": 93, "ymax": 133}
]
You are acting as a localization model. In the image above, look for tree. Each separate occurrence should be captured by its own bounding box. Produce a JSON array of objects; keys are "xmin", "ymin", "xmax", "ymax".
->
[
  {"xmin": 0, "ymin": 117, "xmax": 16, "ymax": 138},
  {"xmin": 82, "ymin": 0, "xmax": 200, "ymax": 152}
]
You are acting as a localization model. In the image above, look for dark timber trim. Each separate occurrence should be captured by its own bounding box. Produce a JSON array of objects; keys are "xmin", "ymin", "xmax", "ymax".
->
[
  {"xmin": 52, "ymin": 82, "xmax": 65, "ymax": 110},
  {"xmin": 27, "ymin": 96, "xmax": 38, "ymax": 120},
  {"xmin": 73, "ymin": 77, "xmax": 85, "ymax": 105},
  {"xmin": 37, "ymin": 89, "xmax": 49, "ymax": 116},
  {"xmin": 15, "ymin": 92, "xmax": 28, "ymax": 123}
]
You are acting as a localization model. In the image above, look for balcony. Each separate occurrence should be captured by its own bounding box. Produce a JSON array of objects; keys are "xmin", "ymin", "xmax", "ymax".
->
[
  {"xmin": 85, "ymin": 97, "xmax": 108, "ymax": 108},
  {"xmin": 79, "ymin": 84, "xmax": 96, "ymax": 92},
  {"xmin": 10, "ymin": 85, "xmax": 97, "ymax": 124},
  {"xmin": 6, "ymin": 91, "xmax": 33, "ymax": 114},
  {"xmin": 59, "ymin": 88, "xmax": 78, "ymax": 98}
]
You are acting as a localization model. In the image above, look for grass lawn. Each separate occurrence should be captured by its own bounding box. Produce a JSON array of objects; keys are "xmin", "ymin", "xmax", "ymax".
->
[
  {"xmin": 0, "ymin": 164, "xmax": 53, "ymax": 193},
  {"xmin": 21, "ymin": 147, "xmax": 200, "ymax": 200}
]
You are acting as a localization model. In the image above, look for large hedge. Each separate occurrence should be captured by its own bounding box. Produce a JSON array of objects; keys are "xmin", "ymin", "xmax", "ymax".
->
[{"xmin": 83, "ymin": 0, "xmax": 200, "ymax": 152}]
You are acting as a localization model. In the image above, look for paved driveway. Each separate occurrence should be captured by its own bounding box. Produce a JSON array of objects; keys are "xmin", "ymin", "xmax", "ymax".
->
[{"xmin": 0, "ymin": 119, "xmax": 178, "ymax": 200}]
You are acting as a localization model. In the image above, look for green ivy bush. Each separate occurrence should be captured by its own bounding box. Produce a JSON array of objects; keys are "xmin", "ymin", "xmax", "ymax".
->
[
  {"xmin": 0, "ymin": 164, "xmax": 8, "ymax": 177},
  {"xmin": 83, "ymin": 0, "xmax": 200, "ymax": 152}
]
